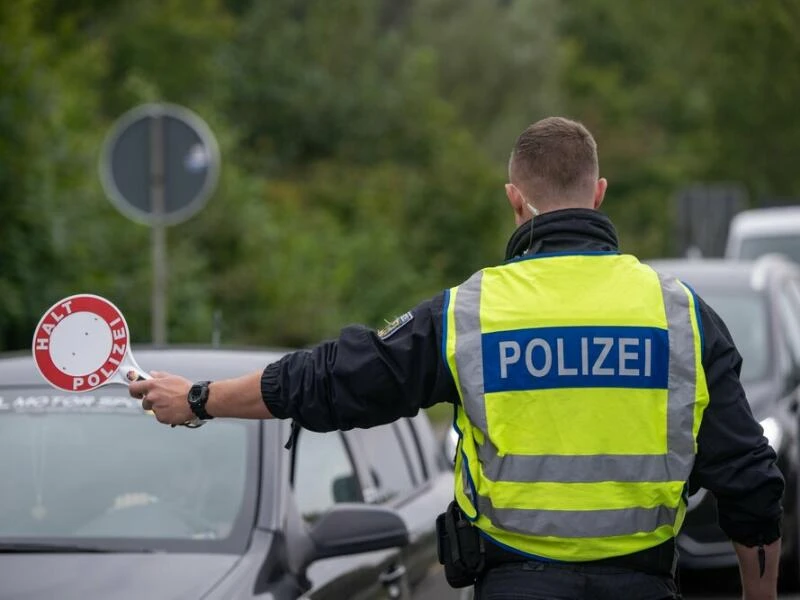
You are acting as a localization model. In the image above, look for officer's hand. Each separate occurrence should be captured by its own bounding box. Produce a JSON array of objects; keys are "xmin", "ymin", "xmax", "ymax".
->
[{"xmin": 128, "ymin": 371, "xmax": 194, "ymax": 426}]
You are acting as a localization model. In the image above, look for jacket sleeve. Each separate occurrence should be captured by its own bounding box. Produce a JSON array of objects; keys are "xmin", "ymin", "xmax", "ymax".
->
[
  {"xmin": 259, "ymin": 293, "xmax": 458, "ymax": 432},
  {"xmin": 689, "ymin": 294, "xmax": 785, "ymax": 546}
]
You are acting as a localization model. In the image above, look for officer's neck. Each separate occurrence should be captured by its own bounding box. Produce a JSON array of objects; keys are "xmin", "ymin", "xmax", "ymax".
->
[{"xmin": 504, "ymin": 208, "xmax": 620, "ymax": 261}]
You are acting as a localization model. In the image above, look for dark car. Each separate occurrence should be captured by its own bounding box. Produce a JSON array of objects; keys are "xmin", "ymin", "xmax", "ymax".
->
[
  {"xmin": 0, "ymin": 347, "xmax": 459, "ymax": 600},
  {"xmin": 649, "ymin": 256, "xmax": 800, "ymax": 586}
]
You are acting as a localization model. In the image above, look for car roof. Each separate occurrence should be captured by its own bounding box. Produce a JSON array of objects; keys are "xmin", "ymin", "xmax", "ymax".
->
[
  {"xmin": 0, "ymin": 346, "xmax": 291, "ymax": 388},
  {"xmin": 729, "ymin": 206, "xmax": 800, "ymax": 237},
  {"xmin": 647, "ymin": 256, "xmax": 799, "ymax": 292}
]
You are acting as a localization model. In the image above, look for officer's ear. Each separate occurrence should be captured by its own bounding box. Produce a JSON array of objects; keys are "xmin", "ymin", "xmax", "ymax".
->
[
  {"xmin": 593, "ymin": 178, "xmax": 608, "ymax": 210},
  {"xmin": 505, "ymin": 183, "xmax": 528, "ymax": 226}
]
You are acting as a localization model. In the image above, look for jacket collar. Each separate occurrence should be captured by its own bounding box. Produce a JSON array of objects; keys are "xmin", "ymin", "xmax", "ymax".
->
[{"xmin": 503, "ymin": 208, "xmax": 620, "ymax": 262}]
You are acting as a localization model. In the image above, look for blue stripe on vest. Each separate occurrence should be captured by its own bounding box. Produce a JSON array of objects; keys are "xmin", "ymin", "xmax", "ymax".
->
[{"xmin": 482, "ymin": 326, "xmax": 669, "ymax": 392}]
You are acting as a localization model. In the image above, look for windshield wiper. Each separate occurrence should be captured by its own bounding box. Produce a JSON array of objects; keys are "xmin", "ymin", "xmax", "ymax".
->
[{"xmin": 0, "ymin": 542, "xmax": 155, "ymax": 553}]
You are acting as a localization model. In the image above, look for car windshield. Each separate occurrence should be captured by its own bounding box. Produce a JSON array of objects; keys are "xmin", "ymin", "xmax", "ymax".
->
[
  {"xmin": 0, "ymin": 388, "xmax": 257, "ymax": 552},
  {"xmin": 695, "ymin": 291, "xmax": 771, "ymax": 382},
  {"xmin": 739, "ymin": 235, "xmax": 800, "ymax": 264}
]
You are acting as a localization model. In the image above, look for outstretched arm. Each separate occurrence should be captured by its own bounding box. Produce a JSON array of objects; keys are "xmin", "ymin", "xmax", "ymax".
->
[{"xmin": 128, "ymin": 294, "xmax": 458, "ymax": 428}]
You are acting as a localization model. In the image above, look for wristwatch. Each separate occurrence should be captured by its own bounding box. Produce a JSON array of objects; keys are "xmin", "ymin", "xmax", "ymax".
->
[{"xmin": 187, "ymin": 381, "xmax": 215, "ymax": 421}]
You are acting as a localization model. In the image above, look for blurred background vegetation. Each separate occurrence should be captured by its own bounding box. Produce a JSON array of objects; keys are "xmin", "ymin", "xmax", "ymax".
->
[{"xmin": 2, "ymin": 0, "xmax": 800, "ymax": 351}]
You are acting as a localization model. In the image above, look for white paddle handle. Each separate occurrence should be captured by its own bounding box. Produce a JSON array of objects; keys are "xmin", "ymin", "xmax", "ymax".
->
[{"xmin": 124, "ymin": 368, "xmax": 150, "ymax": 383}]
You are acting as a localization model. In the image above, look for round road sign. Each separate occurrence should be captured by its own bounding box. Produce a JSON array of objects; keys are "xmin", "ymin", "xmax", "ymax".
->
[{"xmin": 99, "ymin": 103, "xmax": 220, "ymax": 226}]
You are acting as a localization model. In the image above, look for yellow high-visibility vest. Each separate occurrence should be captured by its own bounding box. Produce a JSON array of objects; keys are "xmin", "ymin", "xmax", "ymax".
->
[{"xmin": 443, "ymin": 252, "xmax": 709, "ymax": 561}]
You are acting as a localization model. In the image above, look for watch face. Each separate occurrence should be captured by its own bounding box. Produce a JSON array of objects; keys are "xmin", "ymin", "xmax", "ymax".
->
[
  {"xmin": 189, "ymin": 385, "xmax": 203, "ymax": 404},
  {"xmin": 187, "ymin": 381, "xmax": 213, "ymax": 420}
]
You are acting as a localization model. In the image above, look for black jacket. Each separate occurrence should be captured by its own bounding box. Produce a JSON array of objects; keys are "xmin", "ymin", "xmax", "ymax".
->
[{"xmin": 262, "ymin": 208, "xmax": 784, "ymax": 547}]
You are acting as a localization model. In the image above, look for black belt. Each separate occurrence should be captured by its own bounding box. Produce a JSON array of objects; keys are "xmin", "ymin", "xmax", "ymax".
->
[{"xmin": 483, "ymin": 538, "xmax": 677, "ymax": 578}]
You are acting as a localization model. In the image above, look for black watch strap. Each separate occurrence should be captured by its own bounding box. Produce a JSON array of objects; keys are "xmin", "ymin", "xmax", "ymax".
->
[{"xmin": 188, "ymin": 381, "xmax": 214, "ymax": 420}]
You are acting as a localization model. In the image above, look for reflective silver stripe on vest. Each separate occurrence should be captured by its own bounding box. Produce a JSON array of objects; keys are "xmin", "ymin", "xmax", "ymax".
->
[
  {"xmin": 452, "ymin": 266, "xmax": 698, "ymax": 532},
  {"xmin": 476, "ymin": 495, "xmax": 679, "ymax": 538},
  {"xmin": 658, "ymin": 273, "xmax": 697, "ymax": 479},
  {"xmin": 476, "ymin": 446, "xmax": 678, "ymax": 483},
  {"xmin": 454, "ymin": 270, "xmax": 487, "ymax": 432}
]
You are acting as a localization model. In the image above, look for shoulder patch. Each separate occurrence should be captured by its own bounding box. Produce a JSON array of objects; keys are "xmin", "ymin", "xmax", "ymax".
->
[{"xmin": 378, "ymin": 311, "xmax": 414, "ymax": 339}]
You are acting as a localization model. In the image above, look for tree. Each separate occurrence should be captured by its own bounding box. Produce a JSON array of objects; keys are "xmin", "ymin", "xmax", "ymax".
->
[{"xmin": 6, "ymin": 0, "xmax": 797, "ymax": 351}]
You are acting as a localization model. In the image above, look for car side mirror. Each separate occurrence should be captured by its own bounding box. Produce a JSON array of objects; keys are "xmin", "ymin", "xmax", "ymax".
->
[{"xmin": 303, "ymin": 503, "xmax": 409, "ymax": 569}]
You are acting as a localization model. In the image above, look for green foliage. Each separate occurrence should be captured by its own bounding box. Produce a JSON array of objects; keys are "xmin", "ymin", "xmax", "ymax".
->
[
  {"xmin": 557, "ymin": 1, "xmax": 712, "ymax": 258},
  {"xmin": 695, "ymin": 0, "xmax": 800, "ymax": 199},
  {"xmin": 557, "ymin": 0, "xmax": 800, "ymax": 257},
  {"xmin": 1, "ymin": 0, "xmax": 799, "ymax": 351},
  {"xmin": 0, "ymin": 0, "xmax": 109, "ymax": 348},
  {"xmin": 411, "ymin": 0, "xmax": 562, "ymax": 162}
]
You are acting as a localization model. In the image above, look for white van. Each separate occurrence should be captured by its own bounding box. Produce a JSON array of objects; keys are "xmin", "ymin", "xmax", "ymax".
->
[{"xmin": 725, "ymin": 205, "xmax": 800, "ymax": 263}]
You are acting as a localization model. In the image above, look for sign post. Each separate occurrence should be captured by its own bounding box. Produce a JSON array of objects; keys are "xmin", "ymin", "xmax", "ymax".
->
[
  {"xmin": 99, "ymin": 103, "xmax": 220, "ymax": 344},
  {"xmin": 674, "ymin": 183, "xmax": 747, "ymax": 258}
]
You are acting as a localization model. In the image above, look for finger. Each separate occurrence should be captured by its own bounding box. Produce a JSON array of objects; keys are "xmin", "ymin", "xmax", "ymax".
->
[
  {"xmin": 142, "ymin": 397, "xmax": 154, "ymax": 411},
  {"xmin": 150, "ymin": 371, "xmax": 169, "ymax": 378},
  {"xmin": 128, "ymin": 379, "xmax": 153, "ymax": 399}
]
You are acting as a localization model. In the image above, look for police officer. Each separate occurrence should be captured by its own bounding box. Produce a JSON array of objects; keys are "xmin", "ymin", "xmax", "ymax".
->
[{"xmin": 131, "ymin": 117, "xmax": 784, "ymax": 600}]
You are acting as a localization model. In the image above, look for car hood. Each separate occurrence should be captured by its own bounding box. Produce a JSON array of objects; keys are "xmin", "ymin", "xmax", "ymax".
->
[{"xmin": 0, "ymin": 552, "xmax": 240, "ymax": 600}]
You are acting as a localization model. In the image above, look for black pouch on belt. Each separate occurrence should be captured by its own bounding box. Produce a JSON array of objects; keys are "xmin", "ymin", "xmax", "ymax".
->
[{"xmin": 436, "ymin": 501, "xmax": 485, "ymax": 588}]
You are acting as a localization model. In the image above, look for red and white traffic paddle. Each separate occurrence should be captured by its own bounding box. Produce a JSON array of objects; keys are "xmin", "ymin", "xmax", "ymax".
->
[{"xmin": 31, "ymin": 293, "xmax": 202, "ymax": 427}]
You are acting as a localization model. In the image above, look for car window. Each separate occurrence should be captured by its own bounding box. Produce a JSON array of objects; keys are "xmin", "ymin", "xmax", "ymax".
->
[
  {"xmin": 740, "ymin": 235, "xmax": 800, "ymax": 264},
  {"xmin": 395, "ymin": 419, "xmax": 427, "ymax": 483},
  {"xmin": 777, "ymin": 281, "xmax": 800, "ymax": 368},
  {"xmin": 359, "ymin": 424, "xmax": 416, "ymax": 503},
  {"xmin": 697, "ymin": 290, "xmax": 771, "ymax": 382},
  {"xmin": 292, "ymin": 430, "xmax": 362, "ymax": 522},
  {"xmin": 0, "ymin": 389, "xmax": 254, "ymax": 550},
  {"xmin": 411, "ymin": 412, "xmax": 452, "ymax": 473}
]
